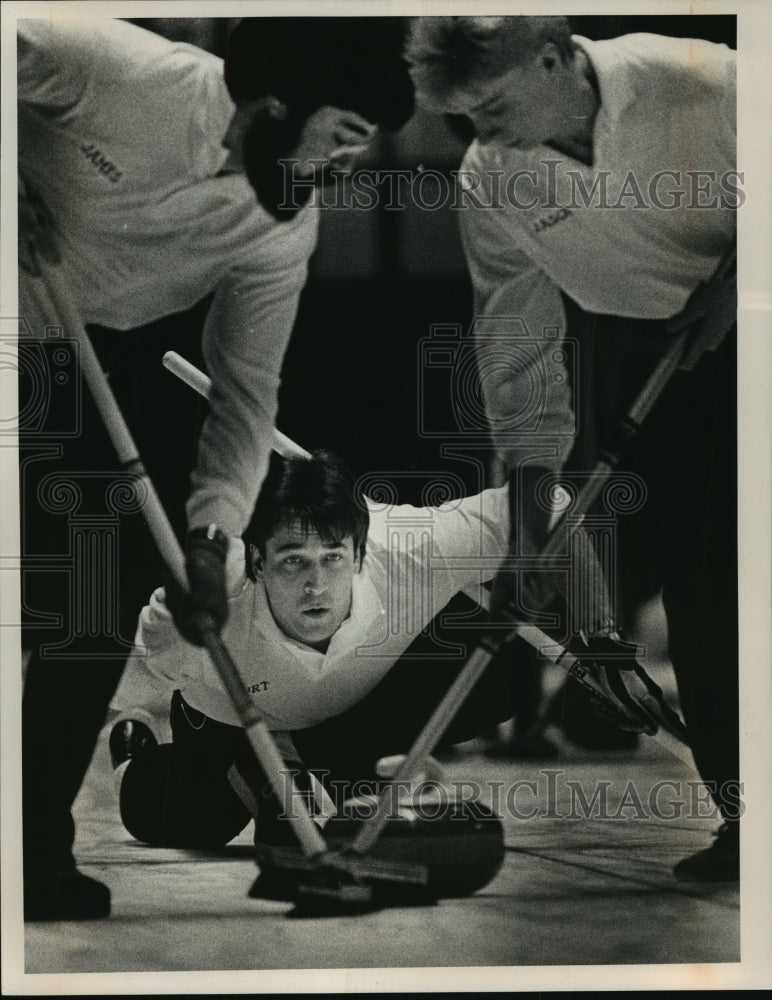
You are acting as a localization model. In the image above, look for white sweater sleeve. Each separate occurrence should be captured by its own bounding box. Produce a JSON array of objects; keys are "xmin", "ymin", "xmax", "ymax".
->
[
  {"xmin": 459, "ymin": 158, "xmax": 575, "ymax": 477},
  {"xmin": 187, "ymin": 211, "xmax": 318, "ymax": 536},
  {"xmin": 109, "ymin": 587, "xmax": 199, "ymax": 711},
  {"xmin": 109, "ymin": 537, "xmax": 248, "ymax": 711},
  {"xmin": 17, "ymin": 19, "xmax": 92, "ymax": 110},
  {"xmin": 367, "ymin": 487, "xmax": 511, "ymax": 625},
  {"xmin": 428, "ymin": 486, "xmax": 510, "ymax": 601}
]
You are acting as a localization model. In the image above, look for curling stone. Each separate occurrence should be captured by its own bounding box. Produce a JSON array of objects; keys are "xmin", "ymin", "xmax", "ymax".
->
[{"xmin": 321, "ymin": 792, "xmax": 505, "ymax": 898}]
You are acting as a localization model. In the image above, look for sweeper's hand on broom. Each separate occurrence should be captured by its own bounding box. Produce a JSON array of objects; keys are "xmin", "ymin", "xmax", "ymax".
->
[
  {"xmin": 488, "ymin": 472, "xmax": 578, "ymax": 630},
  {"xmin": 667, "ymin": 246, "xmax": 736, "ymax": 372},
  {"xmin": 489, "ymin": 561, "xmax": 664, "ymax": 736},
  {"xmin": 564, "ymin": 630, "xmax": 691, "ymax": 742},
  {"xmin": 487, "ymin": 515, "xmax": 692, "ymax": 750},
  {"xmin": 167, "ymin": 525, "xmax": 230, "ymax": 646}
]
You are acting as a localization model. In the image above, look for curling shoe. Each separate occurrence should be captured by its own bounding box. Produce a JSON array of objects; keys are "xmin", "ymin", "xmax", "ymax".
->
[
  {"xmin": 674, "ymin": 822, "xmax": 739, "ymax": 882},
  {"xmin": 109, "ymin": 716, "xmax": 157, "ymax": 769},
  {"xmin": 25, "ymin": 868, "xmax": 111, "ymax": 922},
  {"xmin": 374, "ymin": 754, "xmax": 448, "ymax": 798}
]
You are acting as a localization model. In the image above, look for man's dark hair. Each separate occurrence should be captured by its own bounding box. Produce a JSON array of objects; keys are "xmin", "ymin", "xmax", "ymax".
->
[
  {"xmin": 239, "ymin": 111, "xmax": 306, "ymax": 221},
  {"xmin": 243, "ymin": 450, "xmax": 369, "ymax": 578},
  {"xmin": 225, "ymin": 17, "xmax": 415, "ymax": 219}
]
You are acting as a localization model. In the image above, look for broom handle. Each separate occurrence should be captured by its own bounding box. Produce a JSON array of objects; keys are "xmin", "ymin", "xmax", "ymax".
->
[
  {"xmin": 350, "ymin": 615, "xmax": 694, "ymax": 856},
  {"xmin": 162, "ymin": 352, "xmax": 311, "ymax": 460},
  {"xmin": 40, "ymin": 269, "xmax": 189, "ymax": 590},
  {"xmin": 352, "ymin": 330, "xmax": 697, "ymax": 854},
  {"xmin": 197, "ymin": 623, "xmax": 329, "ymax": 857},
  {"xmin": 38, "ymin": 263, "xmax": 328, "ymax": 860},
  {"xmin": 351, "ymin": 613, "xmax": 694, "ymax": 855},
  {"xmin": 350, "ymin": 637, "xmax": 500, "ymax": 855},
  {"xmin": 163, "ymin": 351, "xmax": 695, "ymax": 852}
]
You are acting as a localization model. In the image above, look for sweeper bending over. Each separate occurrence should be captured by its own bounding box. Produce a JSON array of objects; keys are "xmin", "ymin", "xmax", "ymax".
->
[
  {"xmin": 18, "ymin": 15, "xmax": 413, "ymax": 920},
  {"xmin": 407, "ymin": 16, "xmax": 739, "ymax": 881},
  {"xmin": 109, "ymin": 449, "xmax": 661, "ymax": 851}
]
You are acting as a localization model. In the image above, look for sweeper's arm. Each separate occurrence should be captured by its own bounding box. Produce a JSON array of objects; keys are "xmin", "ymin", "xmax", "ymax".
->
[
  {"xmin": 492, "ymin": 246, "xmax": 735, "ymax": 736},
  {"xmin": 457, "ymin": 220, "xmax": 617, "ymax": 636},
  {"xmin": 667, "ymin": 246, "xmax": 736, "ymax": 370}
]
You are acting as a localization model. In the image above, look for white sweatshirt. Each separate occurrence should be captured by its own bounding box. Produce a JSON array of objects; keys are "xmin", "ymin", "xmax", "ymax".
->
[
  {"xmin": 17, "ymin": 17, "xmax": 319, "ymax": 537},
  {"xmin": 458, "ymin": 32, "xmax": 737, "ymax": 474},
  {"xmin": 111, "ymin": 487, "xmax": 510, "ymax": 740}
]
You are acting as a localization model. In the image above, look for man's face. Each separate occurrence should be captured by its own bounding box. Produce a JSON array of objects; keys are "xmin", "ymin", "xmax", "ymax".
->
[
  {"xmin": 451, "ymin": 52, "xmax": 566, "ymax": 151},
  {"xmin": 290, "ymin": 105, "xmax": 378, "ymax": 179},
  {"xmin": 257, "ymin": 521, "xmax": 360, "ymax": 651}
]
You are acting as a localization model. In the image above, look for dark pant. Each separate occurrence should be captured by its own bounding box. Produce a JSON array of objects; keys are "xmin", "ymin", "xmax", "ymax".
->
[
  {"xmin": 627, "ymin": 327, "xmax": 739, "ymax": 819},
  {"xmin": 580, "ymin": 319, "xmax": 739, "ymax": 819},
  {"xmin": 119, "ymin": 692, "xmax": 253, "ymax": 847},
  {"xmin": 118, "ymin": 617, "xmax": 523, "ymax": 847},
  {"xmin": 20, "ymin": 327, "xmax": 200, "ymax": 884}
]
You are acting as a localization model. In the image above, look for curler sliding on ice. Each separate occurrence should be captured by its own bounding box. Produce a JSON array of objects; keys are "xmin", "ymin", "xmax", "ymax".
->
[
  {"xmin": 114, "ymin": 348, "xmax": 694, "ymax": 905},
  {"xmin": 162, "ymin": 350, "xmax": 691, "ymax": 766}
]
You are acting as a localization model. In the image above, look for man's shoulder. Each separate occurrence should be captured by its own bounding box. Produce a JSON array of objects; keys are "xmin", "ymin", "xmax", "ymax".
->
[
  {"xmin": 20, "ymin": 17, "xmax": 177, "ymax": 64},
  {"xmin": 582, "ymin": 31, "xmax": 734, "ymax": 88},
  {"xmin": 365, "ymin": 487, "xmax": 509, "ymax": 554},
  {"xmin": 19, "ymin": 17, "xmax": 225, "ymax": 98},
  {"xmin": 222, "ymin": 198, "xmax": 320, "ymax": 277},
  {"xmin": 113, "ymin": 20, "xmax": 226, "ymax": 97}
]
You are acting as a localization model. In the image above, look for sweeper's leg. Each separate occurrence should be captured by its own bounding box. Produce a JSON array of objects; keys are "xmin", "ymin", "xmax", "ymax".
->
[
  {"xmin": 19, "ymin": 330, "xmax": 155, "ymax": 920},
  {"xmin": 628, "ymin": 330, "xmax": 739, "ymax": 879},
  {"xmin": 19, "ymin": 283, "xmax": 188, "ymax": 919}
]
